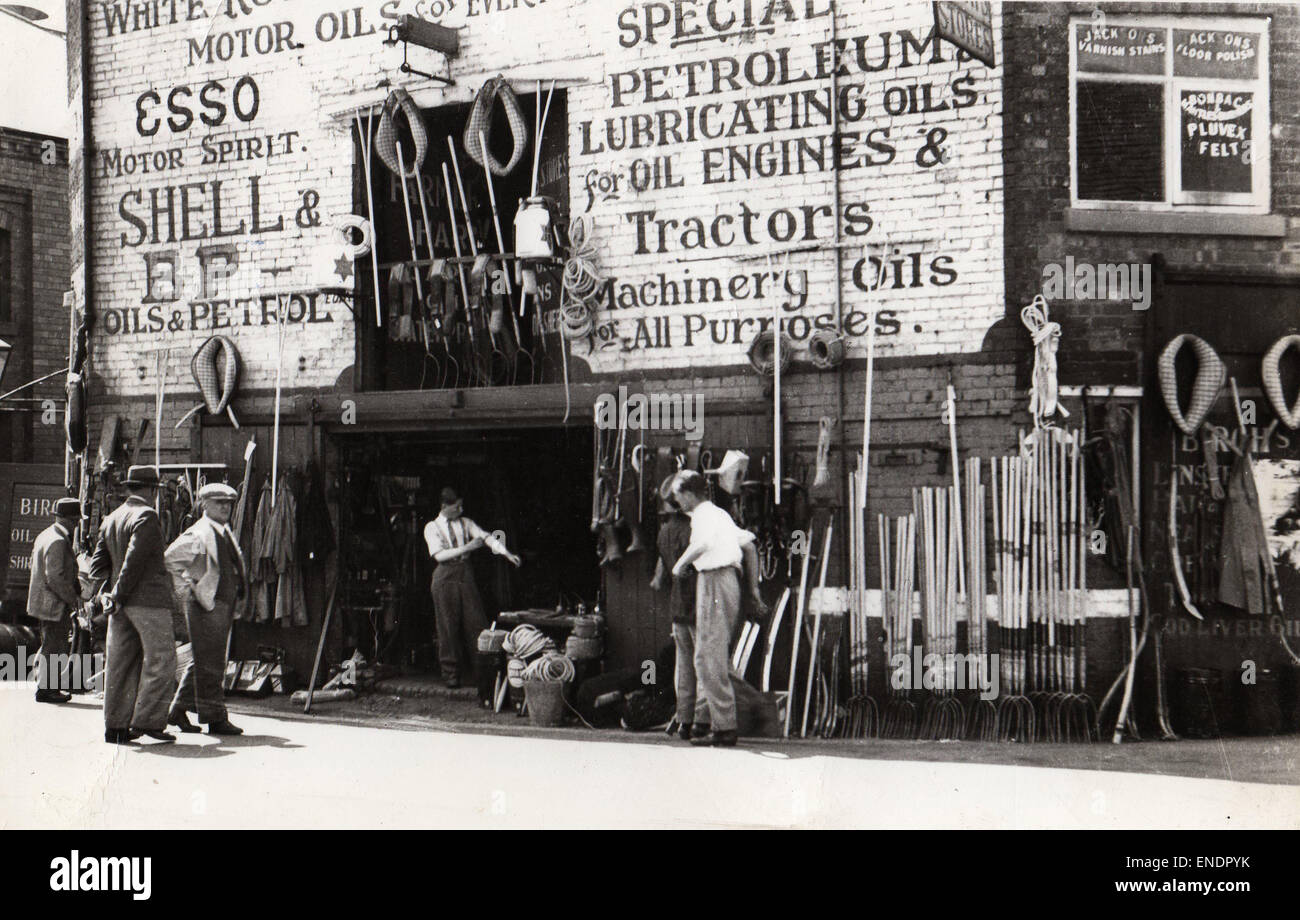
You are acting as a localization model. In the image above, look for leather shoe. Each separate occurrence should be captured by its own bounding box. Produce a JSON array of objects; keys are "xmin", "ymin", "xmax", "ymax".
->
[
  {"xmin": 105, "ymin": 729, "xmax": 139, "ymax": 744},
  {"xmin": 136, "ymin": 729, "xmax": 176, "ymax": 743},
  {"xmin": 206, "ymin": 719, "xmax": 243, "ymax": 736},
  {"xmin": 168, "ymin": 709, "xmax": 201, "ymax": 733},
  {"xmin": 689, "ymin": 729, "xmax": 737, "ymax": 747},
  {"xmin": 35, "ymin": 690, "xmax": 71, "ymax": 704}
]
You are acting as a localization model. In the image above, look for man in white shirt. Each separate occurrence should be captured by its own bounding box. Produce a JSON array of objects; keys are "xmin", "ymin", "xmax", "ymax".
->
[
  {"xmin": 424, "ymin": 487, "xmax": 521, "ymax": 688},
  {"xmin": 671, "ymin": 470, "xmax": 763, "ymax": 747}
]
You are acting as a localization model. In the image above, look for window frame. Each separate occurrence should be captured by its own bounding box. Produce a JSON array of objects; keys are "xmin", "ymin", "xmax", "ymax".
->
[{"xmin": 1068, "ymin": 13, "xmax": 1271, "ymax": 214}]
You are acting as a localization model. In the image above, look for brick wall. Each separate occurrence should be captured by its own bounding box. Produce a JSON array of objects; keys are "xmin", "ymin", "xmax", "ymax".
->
[
  {"xmin": 1001, "ymin": 1, "xmax": 1300, "ymax": 384},
  {"xmin": 0, "ymin": 128, "xmax": 71, "ymax": 466}
]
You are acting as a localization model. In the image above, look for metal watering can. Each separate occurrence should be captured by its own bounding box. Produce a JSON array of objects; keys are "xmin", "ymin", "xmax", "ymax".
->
[{"xmin": 514, "ymin": 196, "xmax": 555, "ymax": 259}]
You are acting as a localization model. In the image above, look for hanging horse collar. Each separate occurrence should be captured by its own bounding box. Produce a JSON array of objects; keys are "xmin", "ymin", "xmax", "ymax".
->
[
  {"xmin": 1158, "ymin": 334, "xmax": 1225, "ymax": 436},
  {"xmin": 1262, "ymin": 334, "xmax": 1300, "ymax": 430}
]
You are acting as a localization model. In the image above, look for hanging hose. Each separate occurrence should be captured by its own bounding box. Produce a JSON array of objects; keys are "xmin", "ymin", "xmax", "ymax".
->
[
  {"xmin": 335, "ymin": 214, "xmax": 373, "ymax": 259},
  {"xmin": 560, "ymin": 216, "xmax": 603, "ymax": 343},
  {"xmin": 808, "ymin": 329, "xmax": 846, "ymax": 370},
  {"xmin": 376, "ymin": 88, "xmax": 428, "ymax": 178},
  {"xmin": 464, "ymin": 76, "xmax": 528, "ymax": 177}
]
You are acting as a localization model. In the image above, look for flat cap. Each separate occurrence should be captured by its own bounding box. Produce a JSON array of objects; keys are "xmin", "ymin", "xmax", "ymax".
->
[{"xmin": 197, "ymin": 483, "xmax": 238, "ymax": 501}]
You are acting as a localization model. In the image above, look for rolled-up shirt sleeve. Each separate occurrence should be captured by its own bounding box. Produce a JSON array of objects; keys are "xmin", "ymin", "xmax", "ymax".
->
[{"xmin": 466, "ymin": 518, "xmax": 508, "ymax": 556}]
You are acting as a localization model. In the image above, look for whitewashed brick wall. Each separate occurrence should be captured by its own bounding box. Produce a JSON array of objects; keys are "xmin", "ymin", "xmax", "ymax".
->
[{"xmin": 84, "ymin": 0, "xmax": 1004, "ymax": 396}]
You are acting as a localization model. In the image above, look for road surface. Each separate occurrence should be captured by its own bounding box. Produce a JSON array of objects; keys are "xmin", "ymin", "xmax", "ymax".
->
[{"xmin": 1, "ymin": 689, "xmax": 1295, "ymax": 829}]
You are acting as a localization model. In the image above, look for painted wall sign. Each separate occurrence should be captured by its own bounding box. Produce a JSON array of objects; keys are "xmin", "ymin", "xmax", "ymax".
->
[
  {"xmin": 1173, "ymin": 28, "xmax": 1260, "ymax": 80},
  {"xmin": 1073, "ymin": 22, "xmax": 1166, "ymax": 75},
  {"xmin": 85, "ymin": 0, "xmax": 1003, "ymax": 391}
]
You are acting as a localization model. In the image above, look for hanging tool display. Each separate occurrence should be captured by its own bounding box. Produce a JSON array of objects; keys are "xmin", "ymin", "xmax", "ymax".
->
[
  {"xmin": 878, "ymin": 512, "xmax": 916, "ymax": 739},
  {"xmin": 353, "ymin": 108, "xmax": 386, "ymax": 328},
  {"xmin": 842, "ymin": 459, "xmax": 878, "ymax": 738},
  {"xmin": 1020, "ymin": 295, "xmax": 1069, "ymax": 427},
  {"xmin": 800, "ymin": 524, "xmax": 833, "ymax": 738},
  {"xmin": 782, "ymin": 521, "xmax": 815, "ymax": 737},
  {"xmin": 914, "ymin": 485, "xmax": 965, "ymax": 740},
  {"xmin": 441, "ymin": 161, "xmax": 488, "ymax": 387},
  {"xmin": 965, "ymin": 457, "xmax": 997, "ymax": 741},
  {"xmin": 993, "ymin": 453, "xmax": 1034, "ymax": 742}
]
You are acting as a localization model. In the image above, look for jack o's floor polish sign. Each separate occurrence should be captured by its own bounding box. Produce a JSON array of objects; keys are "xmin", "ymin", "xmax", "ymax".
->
[{"xmin": 84, "ymin": 0, "xmax": 1004, "ymax": 394}]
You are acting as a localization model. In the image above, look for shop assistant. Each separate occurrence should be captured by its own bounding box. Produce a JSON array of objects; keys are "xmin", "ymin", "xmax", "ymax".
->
[{"xmin": 424, "ymin": 487, "xmax": 522, "ymax": 689}]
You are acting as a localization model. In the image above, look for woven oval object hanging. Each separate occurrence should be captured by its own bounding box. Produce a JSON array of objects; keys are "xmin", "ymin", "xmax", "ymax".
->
[
  {"xmin": 1158, "ymin": 334, "xmax": 1225, "ymax": 435},
  {"xmin": 1262, "ymin": 334, "xmax": 1300, "ymax": 430},
  {"xmin": 464, "ymin": 76, "xmax": 528, "ymax": 177},
  {"xmin": 176, "ymin": 335, "xmax": 241, "ymax": 429},
  {"xmin": 376, "ymin": 88, "xmax": 428, "ymax": 178}
]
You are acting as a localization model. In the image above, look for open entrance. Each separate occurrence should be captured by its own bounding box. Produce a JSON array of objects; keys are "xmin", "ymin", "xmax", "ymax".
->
[
  {"xmin": 353, "ymin": 88, "xmax": 570, "ymax": 393},
  {"xmin": 334, "ymin": 424, "xmax": 596, "ymax": 672}
]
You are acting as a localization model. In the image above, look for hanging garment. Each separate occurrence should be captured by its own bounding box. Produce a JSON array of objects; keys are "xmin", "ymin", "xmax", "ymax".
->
[
  {"xmin": 271, "ymin": 482, "xmax": 307, "ymax": 627},
  {"xmin": 297, "ymin": 461, "xmax": 336, "ymax": 567},
  {"xmin": 1218, "ymin": 452, "xmax": 1272, "ymax": 615},
  {"xmin": 248, "ymin": 483, "xmax": 277, "ymax": 623}
]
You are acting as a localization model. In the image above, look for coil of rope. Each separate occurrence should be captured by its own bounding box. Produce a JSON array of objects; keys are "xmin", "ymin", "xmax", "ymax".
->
[
  {"xmin": 523, "ymin": 653, "xmax": 575, "ymax": 682},
  {"xmin": 335, "ymin": 214, "xmax": 373, "ymax": 260},
  {"xmin": 501, "ymin": 624, "xmax": 552, "ymax": 660},
  {"xmin": 464, "ymin": 76, "xmax": 528, "ymax": 177},
  {"xmin": 377, "ymin": 88, "xmax": 428, "ymax": 178},
  {"xmin": 808, "ymin": 330, "xmax": 846, "ymax": 370},
  {"xmin": 747, "ymin": 330, "xmax": 793, "ymax": 376},
  {"xmin": 559, "ymin": 216, "xmax": 604, "ymax": 342},
  {"xmin": 1021, "ymin": 294, "xmax": 1069, "ymax": 427}
]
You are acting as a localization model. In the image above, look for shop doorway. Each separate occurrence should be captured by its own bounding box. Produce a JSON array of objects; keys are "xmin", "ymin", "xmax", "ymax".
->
[
  {"xmin": 354, "ymin": 89, "xmax": 569, "ymax": 393},
  {"xmin": 334, "ymin": 424, "xmax": 596, "ymax": 671}
]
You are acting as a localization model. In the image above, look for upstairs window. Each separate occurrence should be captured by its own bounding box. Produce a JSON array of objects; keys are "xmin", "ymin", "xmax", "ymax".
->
[{"xmin": 1070, "ymin": 15, "xmax": 1269, "ymax": 211}]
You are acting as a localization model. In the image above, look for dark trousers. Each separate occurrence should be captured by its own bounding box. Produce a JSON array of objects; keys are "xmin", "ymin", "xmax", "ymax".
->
[
  {"xmin": 431, "ymin": 564, "xmax": 487, "ymax": 682},
  {"xmin": 171, "ymin": 596, "xmax": 233, "ymax": 723},
  {"xmin": 36, "ymin": 617, "xmax": 71, "ymax": 693},
  {"xmin": 104, "ymin": 605, "xmax": 177, "ymax": 732}
]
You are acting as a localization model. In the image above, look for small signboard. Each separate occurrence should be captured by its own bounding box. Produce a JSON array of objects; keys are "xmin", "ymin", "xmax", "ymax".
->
[
  {"xmin": 1074, "ymin": 22, "xmax": 1166, "ymax": 75},
  {"xmin": 1180, "ymin": 90, "xmax": 1254, "ymax": 195},
  {"xmin": 933, "ymin": 1, "xmax": 995, "ymax": 68},
  {"xmin": 4, "ymin": 477, "xmax": 71, "ymax": 596}
]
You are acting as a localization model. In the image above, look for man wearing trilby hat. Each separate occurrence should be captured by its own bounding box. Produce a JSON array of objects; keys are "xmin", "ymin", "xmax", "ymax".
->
[
  {"xmin": 164, "ymin": 482, "xmax": 247, "ymax": 736},
  {"xmin": 90, "ymin": 466, "xmax": 178, "ymax": 744},
  {"xmin": 27, "ymin": 497, "xmax": 83, "ymax": 704}
]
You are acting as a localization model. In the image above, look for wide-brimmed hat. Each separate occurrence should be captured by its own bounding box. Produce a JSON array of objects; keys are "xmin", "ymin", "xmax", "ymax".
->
[
  {"xmin": 197, "ymin": 482, "xmax": 238, "ymax": 501},
  {"xmin": 123, "ymin": 465, "xmax": 160, "ymax": 488},
  {"xmin": 53, "ymin": 498, "xmax": 80, "ymax": 518}
]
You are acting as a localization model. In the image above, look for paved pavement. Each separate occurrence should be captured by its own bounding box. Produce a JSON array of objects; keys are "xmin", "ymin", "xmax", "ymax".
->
[{"xmin": 2, "ymin": 688, "xmax": 1297, "ymax": 829}]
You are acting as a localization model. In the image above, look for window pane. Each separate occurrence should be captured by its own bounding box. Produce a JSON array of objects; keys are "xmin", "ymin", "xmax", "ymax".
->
[
  {"xmin": 1180, "ymin": 89, "xmax": 1254, "ymax": 194},
  {"xmin": 1174, "ymin": 29, "xmax": 1260, "ymax": 79},
  {"xmin": 1075, "ymin": 22, "xmax": 1166, "ymax": 75},
  {"xmin": 1076, "ymin": 81, "xmax": 1164, "ymax": 202}
]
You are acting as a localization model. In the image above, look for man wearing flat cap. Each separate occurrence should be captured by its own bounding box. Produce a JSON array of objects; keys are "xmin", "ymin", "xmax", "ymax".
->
[
  {"xmin": 27, "ymin": 498, "xmax": 82, "ymax": 703},
  {"xmin": 165, "ymin": 482, "xmax": 246, "ymax": 735},
  {"xmin": 90, "ymin": 466, "xmax": 179, "ymax": 744}
]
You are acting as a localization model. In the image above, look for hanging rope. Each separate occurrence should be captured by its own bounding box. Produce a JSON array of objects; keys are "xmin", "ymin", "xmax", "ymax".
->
[
  {"xmin": 502, "ymin": 624, "xmax": 552, "ymax": 660},
  {"xmin": 175, "ymin": 335, "xmax": 241, "ymax": 429},
  {"xmin": 335, "ymin": 214, "xmax": 373, "ymax": 260},
  {"xmin": 465, "ymin": 76, "xmax": 528, "ymax": 177},
  {"xmin": 560, "ymin": 216, "xmax": 603, "ymax": 342},
  {"xmin": 376, "ymin": 88, "xmax": 428, "ymax": 178},
  {"xmin": 747, "ymin": 330, "xmax": 793, "ymax": 376},
  {"xmin": 1021, "ymin": 294, "xmax": 1068, "ymax": 428}
]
